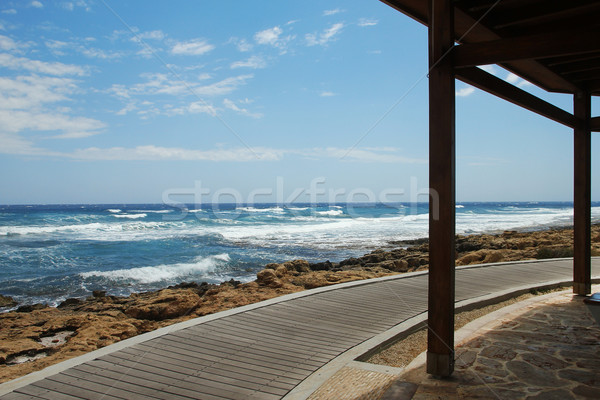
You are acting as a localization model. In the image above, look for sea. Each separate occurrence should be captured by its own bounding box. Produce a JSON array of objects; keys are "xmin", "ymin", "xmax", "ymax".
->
[{"xmin": 1, "ymin": 202, "xmax": 599, "ymax": 309}]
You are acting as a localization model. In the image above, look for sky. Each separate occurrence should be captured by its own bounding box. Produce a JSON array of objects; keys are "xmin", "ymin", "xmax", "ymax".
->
[{"xmin": 0, "ymin": 0, "xmax": 598, "ymax": 204}]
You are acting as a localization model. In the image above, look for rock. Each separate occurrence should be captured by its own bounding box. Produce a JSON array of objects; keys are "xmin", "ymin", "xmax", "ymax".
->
[
  {"xmin": 310, "ymin": 261, "xmax": 333, "ymax": 271},
  {"xmin": 58, "ymin": 298, "xmax": 82, "ymax": 308},
  {"xmin": 169, "ymin": 282, "xmax": 200, "ymax": 290},
  {"xmin": 16, "ymin": 304, "xmax": 46, "ymax": 313},
  {"xmin": 256, "ymin": 269, "xmax": 283, "ymax": 288},
  {"xmin": 376, "ymin": 259, "xmax": 410, "ymax": 272},
  {"xmin": 92, "ymin": 290, "xmax": 106, "ymax": 298},
  {"xmin": 339, "ymin": 257, "xmax": 361, "ymax": 267},
  {"xmin": 123, "ymin": 289, "xmax": 200, "ymax": 320},
  {"xmin": 282, "ymin": 259, "xmax": 310, "ymax": 273},
  {"xmin": 274, "ymin": 265, "xmax": 288, "ymax": 278},
  {"xmin": 0, "ymin": 294, "xmax": 17, "ymax": 308}
]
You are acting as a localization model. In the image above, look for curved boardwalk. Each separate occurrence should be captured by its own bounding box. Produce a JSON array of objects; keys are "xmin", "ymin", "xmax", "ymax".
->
[{"xmin": 1, "ymin": 259, "xmax": 599, "ymax": 400}]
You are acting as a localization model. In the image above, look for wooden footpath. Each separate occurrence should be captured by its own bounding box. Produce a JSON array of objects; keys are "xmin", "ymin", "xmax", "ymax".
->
[{"xmin": 1, "ymin": 258, "xmax": 599, "ymax": 400}]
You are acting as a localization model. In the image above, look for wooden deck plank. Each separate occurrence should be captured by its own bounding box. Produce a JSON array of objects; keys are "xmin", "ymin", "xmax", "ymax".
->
[
  {"xmin": 45, "ymin": 374, "xmax": 133, "ymax": 400},
  {"xmin": 101, "ymin": 353, "xmax": 289, "ymax": 398},
  {"xmin": 132, "ymin": 342, "xmax": 310, "ymax": 382},
  {"xmin": 170, "ymin": 330, "xmax": 330, "ymax": 366},
  {"xmin": 15, "ymin": 385, "xmax": 85, "ymax": 400},
  {"xmin": 116, "ymin": 347, "xmax": 296, "ymax": 392},
  {"xmin": 84, "ymin": 359, "xmax": 252, "ymax": 400},
  {"xmin": 70, "ymin": 363, "xmax": 221, "ymax": 400},
  {"xmin": 61, "ymin": 367, "xmax": 173, "ymax": 400}
]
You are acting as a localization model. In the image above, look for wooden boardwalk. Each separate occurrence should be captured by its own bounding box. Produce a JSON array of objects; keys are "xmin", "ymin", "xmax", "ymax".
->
[{"xmin": 1, "ymin": 259, "xmax": 599, "ymax": 400}]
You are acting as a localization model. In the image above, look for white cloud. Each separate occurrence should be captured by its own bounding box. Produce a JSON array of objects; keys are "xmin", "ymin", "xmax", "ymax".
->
[
  {"xmin": 254, "ymin": 26, "xmax": 294, "ymax": 53},
  {"xmin": 223, "ymin": 98, "xmax": 262, "ymax": 118},
  {"xmin": 229, "ymin": 37, "xmax": 253, "ymax": 52},
  {"xmin": 456, "ymin": 86, "xmax": 475, "ymax": 97},
  {"xmin": 109, "ymin": 73, "xmax": 253, "ymax": 117},
  {"xmin": 506, "ymin": 72, "xmax": 532, "ymax": 87},
  {"xmin": 69, "ymin": 145, "xmax": 283, "ymax": 162},
  {"xmin": 0, "ymin": 79, "xmax": 104, "ymax": 140},
  {"xmin": 135, "ymin": 30, "xmax": 165, "ymax": 41},
  {"xmin": 230, "ymin": 55, "xmax": 266, "ymax": 69},
  {"xmin": 255, "ymin": 26, "xmax": 282, "ymax": 46},
  {"xmin": 311, "ymin": 147, "xmax": 425, "ymax": 163},
  {"xmin": 171, "ymin": 38, "xmax": 214, "ymax": 56},
  {"xmin": 0, "ymin": 53, "xmax": 87, "ymax": 76},
  {"xmin": 320, "ymin": 91, "xmax": 335, "ymax": 97},
  {"xmin": 306, "ymin": 23, "xmax": 344, "ymax": 46},
  {"xmin": 358, "ymin": 18, "xmax": 378, "ymax": 27},
  {"xmin": 323, "ymin": 9, "xmax": 343, "ymax": 16},
  {"xmin": 2, "ymin": 9, "xmax": 17, "ymax": 14},
  {"xmin": 61, "ymin": 1, "xmax": 92, "ymax": 12},
  {"xmin": 31, "ymin": 1, "xmax": 43, "ymax": 8},
  {"xmin": 80, "ymin": 47, "xmax": 124, "ymax": 59},
  {"xmin": 0, "ymin": 35, "xmax": 19, "ymax": 51},
  {"xmin": 506, "ymin": 72, "xmax": 520, "ymax": 84}
]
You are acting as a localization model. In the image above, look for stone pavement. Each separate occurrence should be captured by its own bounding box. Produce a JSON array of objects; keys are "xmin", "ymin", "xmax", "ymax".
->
[
  {"xmin": 308, "ymin": 288, "xmax": 600, "ymax": 399},
  {"xmin": 384, "ymin": 289, "xmax": 600, "ymax": 399}
]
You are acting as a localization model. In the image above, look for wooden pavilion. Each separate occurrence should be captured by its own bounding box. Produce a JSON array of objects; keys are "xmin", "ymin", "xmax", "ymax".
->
[{"xmin": 380, "ymin": 0, "xmax": 600, "ymax": 377}]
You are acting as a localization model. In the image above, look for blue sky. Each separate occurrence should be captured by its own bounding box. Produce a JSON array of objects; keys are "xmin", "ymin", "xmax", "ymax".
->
[{"xmin": 0, "ymin": 0, "xmax": 598, "ymax": 204}]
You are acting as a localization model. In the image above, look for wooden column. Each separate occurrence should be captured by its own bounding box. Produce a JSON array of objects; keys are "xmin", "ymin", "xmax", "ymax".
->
[
  {"xmin": 427, "ymin": 0, "xmax": 455, "ymax": 377},
  {"xmin": 573, "ymin": 91, "xmax": 591, "ymax": 295}
]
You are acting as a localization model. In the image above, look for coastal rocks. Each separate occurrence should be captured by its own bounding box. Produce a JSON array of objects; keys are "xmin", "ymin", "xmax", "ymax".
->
[
  {"xmin": 256, "ymin": 269, "xmax": 283, "ymax": 288},
  {"xmin": 0, "ymin": 295, "xmax": 17, "ymax": 308},
  {"xmin": 124, "ymin": 289, "xmax": 201, "ymax": 321}
]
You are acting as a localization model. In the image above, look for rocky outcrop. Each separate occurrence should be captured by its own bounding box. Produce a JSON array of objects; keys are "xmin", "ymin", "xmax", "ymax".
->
[{"xmin": 0, "ymin": 295, "xmax": 17, "ymax": 308}]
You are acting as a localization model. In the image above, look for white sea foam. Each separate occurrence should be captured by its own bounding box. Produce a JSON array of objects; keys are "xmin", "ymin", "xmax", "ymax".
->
[
  {"xmin": 456, "ymin": 205, "xmax": 464, "ymax": 208},
  {"xmin": 80, "ymin": 254, "xmax": 230, "ymax": 284},
  {"xmin": 112, "ymin": 213, "xmax": 147, "ymax": 219},
  {"xmin": 237, "ymin": 206, "xmax": 285, "ymax": 213},
  {"xmin": 107, "ymin": 209, "xmax": 121, "ymax": 213},
  {"xmin": 130, "ymin": 210, "xmax": 171, "ymax": 214},
  {"xmin": 315, "ymin": 209, "xmax": 344, "ymax": 216}
]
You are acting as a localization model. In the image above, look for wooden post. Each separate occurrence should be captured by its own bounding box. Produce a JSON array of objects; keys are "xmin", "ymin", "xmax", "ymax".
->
[
  {"xmin": 427, "ymin": 0, "xmax": 455, "ymax": 377},
  {"xmin": 573, "ymin": 91, "xmax": 591, "ymax": 295}
]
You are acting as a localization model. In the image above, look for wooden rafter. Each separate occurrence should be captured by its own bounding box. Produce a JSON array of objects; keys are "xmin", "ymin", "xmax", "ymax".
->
[
  {"xmin": 454, "ymin": 29, "xmax": 600, "ymax": 67},
  {"xmin": 455, "ymin": 67, "xmax": 580, "ymax": 129},
  {"xmin": 591, "ymin": 116, "xmax": 600, "ymax": 132}
]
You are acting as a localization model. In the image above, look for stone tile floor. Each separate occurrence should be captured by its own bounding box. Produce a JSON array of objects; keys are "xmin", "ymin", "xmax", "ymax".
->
[{"xmin": 387, "ymin": 291, "xmax": 600, "ymax": 399}]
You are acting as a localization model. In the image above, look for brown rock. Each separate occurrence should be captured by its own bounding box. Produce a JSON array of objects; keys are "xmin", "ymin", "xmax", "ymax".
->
[
  {"xmin": 283, "ymin": 259, "xmax": 310, "ymax": 273},
  {"xmin": 0, "ymin": 294, "xmax": 17, "ymax": 308},
  {"xmin": 256, "ymin": 269, "xmax": 283, "ymax": 288},
  {"xmin": 124, "ymin": 289, "xmax": 200, "ymax": 320}
]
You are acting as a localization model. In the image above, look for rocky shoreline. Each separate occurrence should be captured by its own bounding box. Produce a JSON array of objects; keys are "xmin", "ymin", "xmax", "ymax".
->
[{"xmin": 1, "ymin": 224, "xmax": 599, "ymax": 383}]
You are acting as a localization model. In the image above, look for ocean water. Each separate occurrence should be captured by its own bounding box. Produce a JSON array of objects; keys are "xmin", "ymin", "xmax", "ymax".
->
[{"xmin": 1, "ymin": 202, "xmax": 599, "ymax": 308}]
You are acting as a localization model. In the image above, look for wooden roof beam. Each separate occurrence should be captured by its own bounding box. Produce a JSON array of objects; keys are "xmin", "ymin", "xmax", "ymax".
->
[
  {"xmin": 591, "ymin": 116, "xmax": 600, "ymax": 132},
  {"xmin": 456, "ymin": 67, "xmax": 580, "ymax": 129},
  {"xmin": 454, "ymin": 29, "xmax": 600, "ymax": 67}
]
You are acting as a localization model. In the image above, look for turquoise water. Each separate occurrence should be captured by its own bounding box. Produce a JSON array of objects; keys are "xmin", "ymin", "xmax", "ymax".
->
[{"xmin": 1, "ymin": 202, "xmax": 598, "ymax": 307}]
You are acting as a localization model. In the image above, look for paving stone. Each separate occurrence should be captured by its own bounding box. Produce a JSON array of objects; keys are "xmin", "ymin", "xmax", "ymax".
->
[
  {"xmin": 575, "ymin": 358, "xmax": 600, "ymax": 370},
  {"xmin": 525, "ymin": 388, "xmax": 575, "ymax": 399},
  {"xmin": 479, "ymin": 344, "xmax": 517, "ymax": 361},
  {"xmin": 520, "ymin": 352, "xmax": 568, "ymax": 370},
  {"xmin": 506, "ymin": 360, "xmax": 567, "ymax": 387},
  {"xmin": 558, "ymin": 368, "xmax": 600, "ymax": 386},
  {"xmin": 572, "ymin": 384, "xmax": 600, "ymax": 398},
  {"xmin": 454, "ymin": 348, "xmax": 477, "ymax": 369},
  {"xmin": 559, "ymin": 349, "xmax": 600, "ymax": 361}
]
